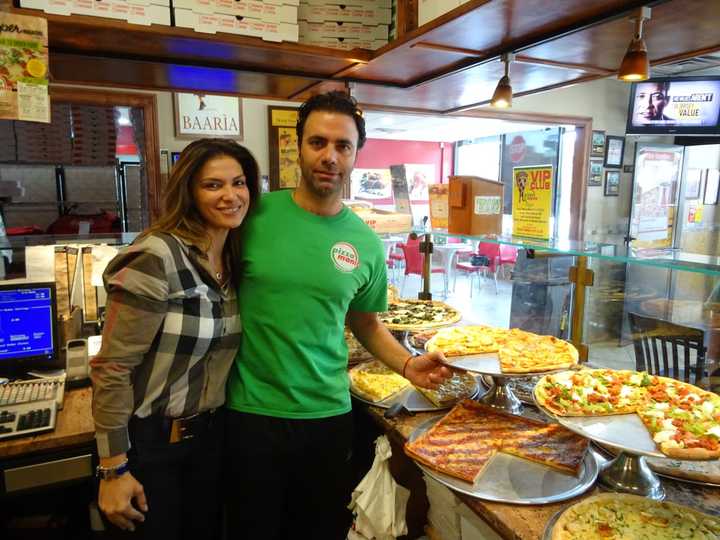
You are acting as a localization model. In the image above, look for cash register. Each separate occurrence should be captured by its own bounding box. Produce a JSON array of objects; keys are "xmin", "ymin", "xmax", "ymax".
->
[{"xmin": 0, "ymin": 279, "xmax": 66, "ymax": 441}]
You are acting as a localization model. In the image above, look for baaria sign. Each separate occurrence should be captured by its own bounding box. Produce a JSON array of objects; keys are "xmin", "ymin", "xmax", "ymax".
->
[{"xmin": 174, "ymin": 92, "xmax": 243, "ymax": 140}]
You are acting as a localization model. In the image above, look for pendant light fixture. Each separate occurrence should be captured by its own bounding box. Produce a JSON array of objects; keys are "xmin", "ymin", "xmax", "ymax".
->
[
  {"xmin": 491, "ymin": 53, "xmax": 514, "ymax": 108},
  {"xmin": 618, "ymin": 6, "xmax": 652, "ymax": 82}
]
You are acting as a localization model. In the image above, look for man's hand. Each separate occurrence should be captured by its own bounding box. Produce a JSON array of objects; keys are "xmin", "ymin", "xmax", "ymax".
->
[
  {"xmin": 404, "ymin": 351, "xmax": 453, "ymax": 389},
  {"xmin": 99, "ymin": 473, "xmax": 148, "ymax": 532}
]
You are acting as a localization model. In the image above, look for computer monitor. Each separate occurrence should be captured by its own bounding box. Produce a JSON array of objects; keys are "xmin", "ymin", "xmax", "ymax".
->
[{"xmin": 0, "ymin": 280, "xmax": 61, "ymax": 376}]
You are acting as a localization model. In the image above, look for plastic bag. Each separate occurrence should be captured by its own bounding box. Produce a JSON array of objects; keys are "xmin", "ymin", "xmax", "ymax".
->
[{"xmin": 348, "ymin": 435, "xmax": 410, "ymax": 540}]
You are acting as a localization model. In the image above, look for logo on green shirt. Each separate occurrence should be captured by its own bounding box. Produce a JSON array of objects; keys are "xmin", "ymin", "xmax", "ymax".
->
[{"xmin": 330, "ymin": 242, "xmax": 360, "ymax": 272}]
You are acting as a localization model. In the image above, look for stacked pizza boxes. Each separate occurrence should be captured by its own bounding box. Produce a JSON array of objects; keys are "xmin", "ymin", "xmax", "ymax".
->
[
  {"xmin": 70, "ymin": 105, "xmax": 117, "ymax": 166},
  {"xmin": 0, "ymin": 122, "xmax": 17, "ymax": 163},
  {"xmin": 173, "ymin": 0, "xmax": 299, "ymax": 43},
  {"xmin": 15, "ymin": 103, "xmax": 73, "ymax": 164},
  {"xmin": 18, "ymin": 0, "xmax": 171, "ymax": 26},
  {"xmin": 298, "ymin": 0, "xmax": 390, "ymax": 51}
]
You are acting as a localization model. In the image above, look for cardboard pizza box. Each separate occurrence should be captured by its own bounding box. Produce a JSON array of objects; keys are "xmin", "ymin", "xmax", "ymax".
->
[
  {"xmin": 448, "ymin": 176, "xmax": 503, "ymax": 236},
  {"xmin": 350, "ymin": 207, "xmax": 413, "ymax": 234}
]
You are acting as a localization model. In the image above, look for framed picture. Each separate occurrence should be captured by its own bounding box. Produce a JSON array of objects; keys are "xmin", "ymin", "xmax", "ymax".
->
[
  {"xmin": 685, "ymin": 168, "xmax": 703, "ymax": 199},
  {"xmin": 267, "ymin": 106, "xmax": 301, "ymax": 191},
  {"xmin": 588, "ymin": 158, "xmax": 603, "ymax": 186},
  {"xmin": 591, "ymin": 130, "xmax": 606, "ymax": 157},
  {"xmin": 173, "ymin": 92, "xmax": 242, "ymax": 140},
  {"xmin": 604, "ymin": 170, "xmax": 620, "ymax": 196},
  {"xmin": 604, "ymin": 135, "xmax": 625, "ymax": 168},
  {"xmin": 704, "ymin": 169, "xmax": 719, "ymax": 205}
]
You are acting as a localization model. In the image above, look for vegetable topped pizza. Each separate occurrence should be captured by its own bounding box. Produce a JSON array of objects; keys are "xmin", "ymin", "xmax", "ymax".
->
[
  {"xmin": 551, "ymin": 493, "xmax": 720, "ymax": 540},
  {"xmin": 378, "ymin": 300, "xmax": 461, "ymax": 331},
  {"xmin": 535, "ymin": 369, "xmax": 720, "ymax": 460}
]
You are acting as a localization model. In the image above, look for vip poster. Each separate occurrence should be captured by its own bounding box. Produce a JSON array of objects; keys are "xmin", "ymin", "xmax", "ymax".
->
[
  {"xmin": 511, "ymin": 165, "xmax": 553, "ymax": 239},
  {"xmin": 0, "ymin": 12, "xmax": 49, "ymax": 123}
]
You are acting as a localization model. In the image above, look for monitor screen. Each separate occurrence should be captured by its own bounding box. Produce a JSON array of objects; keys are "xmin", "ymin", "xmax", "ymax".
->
[
  {"xmin": 0, "ymin": 281, "xmax": 59, "ymax": 373},
  {"xmin": 627, "ymin": 77, "xmax": 720, "ymax": 135}
]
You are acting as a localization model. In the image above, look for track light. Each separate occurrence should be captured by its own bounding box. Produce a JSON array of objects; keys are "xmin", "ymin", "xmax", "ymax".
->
[
  {"xmin": 491, "ymin": 53, "xmax": 514, "ymax": 108},
  {"xmin": 618, "ymin": 7, "xmax": 651, "ymax": 82}
]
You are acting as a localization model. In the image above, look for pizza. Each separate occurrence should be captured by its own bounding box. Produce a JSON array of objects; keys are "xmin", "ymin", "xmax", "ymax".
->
[
  {"xmin": 535, "ymin": 369, "xmax": 720, "ymax": 460},
  {"xmin": 414, "ymin": 372, "xmax": 478, "ymax": 408},
  {"xmin": 378, "ymin": 300, "xmax": 461, "ymax": 331},
  {"xmin": 404, "ymin": 400, "xmax": 588, "ymax": 483},
  {"xmin": 349, "ymin": 360, "xmax": 410, "ymax": 402},
  {"xmin": 425, "ymin": 325, "xmax": 579, "ymax": 374},
  {"xmin": 551, "ymin": 493, "xmax": 720, "ymax": 540},
  {"xmin": 406, "ymin": 328, "xmax": 439, "ymax": 351}
]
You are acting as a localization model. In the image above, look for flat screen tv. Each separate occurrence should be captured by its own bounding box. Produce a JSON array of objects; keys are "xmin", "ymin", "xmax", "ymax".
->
[{"xmin": 626, "ymin": 76, "xmax": 720, "ymax": 135}]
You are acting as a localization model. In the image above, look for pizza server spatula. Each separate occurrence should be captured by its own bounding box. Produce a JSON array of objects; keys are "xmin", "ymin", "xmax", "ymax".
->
[{"xmin": 384, "ymin": 388, "xmax": 415, "ymax": 419}]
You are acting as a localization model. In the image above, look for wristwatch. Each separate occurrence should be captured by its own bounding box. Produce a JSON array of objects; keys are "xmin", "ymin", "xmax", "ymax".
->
[{"xmin": 96, "ymin": 460, "xmax": 130, "ymax": 480}]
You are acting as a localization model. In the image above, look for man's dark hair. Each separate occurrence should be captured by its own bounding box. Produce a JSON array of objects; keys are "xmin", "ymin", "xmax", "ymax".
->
[{"xmin": 296, "ymin": 91, "xmax": 366, "ymax": 149}]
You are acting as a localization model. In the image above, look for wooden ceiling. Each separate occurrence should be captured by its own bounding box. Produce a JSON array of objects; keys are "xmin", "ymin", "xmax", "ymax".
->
[{"xmin": 16, "ymin": 0, "xmax": 720, "ymax": 112}]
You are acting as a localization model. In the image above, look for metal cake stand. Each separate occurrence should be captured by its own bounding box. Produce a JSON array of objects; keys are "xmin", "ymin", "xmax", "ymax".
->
[{"xmin": 535, "ymin": 398, "xmax": 667, "ymax": 500}]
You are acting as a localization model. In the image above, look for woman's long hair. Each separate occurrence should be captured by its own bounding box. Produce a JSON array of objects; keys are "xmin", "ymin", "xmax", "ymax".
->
[{"xmin": 145, "ymin": 138, "xmax": 260, "ymax": 286}]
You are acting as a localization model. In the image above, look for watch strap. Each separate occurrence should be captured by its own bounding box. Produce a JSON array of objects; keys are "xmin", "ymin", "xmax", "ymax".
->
[{"xmin": 96, "ymin": 460, "xmax": 130, "ymax": 480}]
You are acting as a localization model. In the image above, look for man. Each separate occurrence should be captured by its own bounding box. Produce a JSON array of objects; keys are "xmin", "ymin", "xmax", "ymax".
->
[
  {"xmin": 224, "ymin": 91, "xmax": 452, "ymax": 539},
  {"xmin": 634, "ymin": 81, "xmax": 674, "ymax": 123}
]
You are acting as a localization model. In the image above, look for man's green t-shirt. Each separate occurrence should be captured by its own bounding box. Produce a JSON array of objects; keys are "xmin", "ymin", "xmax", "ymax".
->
[{"xmin": 226, "ymin": 190, "xmax": 388, "ymax": 418}]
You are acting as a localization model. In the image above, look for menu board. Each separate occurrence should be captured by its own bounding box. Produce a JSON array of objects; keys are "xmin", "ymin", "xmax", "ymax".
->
[
  {"xmin": 511, "ymin": 165, "xmax": 553, "ymax": 239},
  {"xmin": 0, "ymin": 12, "xmax": 49, "ymax": 123}
]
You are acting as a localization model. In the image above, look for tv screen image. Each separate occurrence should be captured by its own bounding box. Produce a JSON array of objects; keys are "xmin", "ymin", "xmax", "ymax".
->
[{"xmin": 627, "ymin": 77, "xmax": 720, "ymax": 135}]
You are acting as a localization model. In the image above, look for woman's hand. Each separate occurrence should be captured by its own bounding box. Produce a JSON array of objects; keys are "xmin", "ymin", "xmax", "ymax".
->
[
  {"xmin": 404, "ymin": 351, "xmax": 453, "ymax": 389},
  {"xmin": 99, "ymin": 473, "xmax": 148, "ymax": 532}
]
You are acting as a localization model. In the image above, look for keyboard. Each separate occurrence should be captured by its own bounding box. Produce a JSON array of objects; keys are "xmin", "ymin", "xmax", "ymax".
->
[{"xmin": 0, "ymin": 375, "xmax": 65, "ymax": 441}]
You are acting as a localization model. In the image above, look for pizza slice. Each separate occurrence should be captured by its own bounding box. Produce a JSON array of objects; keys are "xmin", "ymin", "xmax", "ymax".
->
[
  {"xmin": 638, "ymin": 384, "xmax": 720, "ymax": 460},
  {"xmin": 498, "ymin": 331, "xmax": 578, "ymax": 374},
  {"xmin": 425, "ymin": 325, "xmax": 502, "ymax": 356},
  {"xmin": 404, "ymin": 400, "xmax": 502, "ymax": 483},
  {"xmin": 349, "ymin": 360, "xmax": 410, "ymax": 403}
]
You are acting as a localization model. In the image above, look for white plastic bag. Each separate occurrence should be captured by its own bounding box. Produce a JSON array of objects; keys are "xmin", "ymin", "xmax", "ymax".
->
[{"xmin": 348, "ymin": 435, "xmax": 410, "ymax": 540}]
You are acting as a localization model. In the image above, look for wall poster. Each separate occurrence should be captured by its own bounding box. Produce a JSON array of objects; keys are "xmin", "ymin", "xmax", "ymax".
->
[
  {"xmin": 267, "ymin": 106, "xmax": 301, "ymax": 190},
  {"xmin": 511, "ymin": 164, "xmax": 553, "ymax": 239},
  {"xmin": 0, "ymin": 12, "xmax": 49, "ymax": 123},
  {"xmin": 428, "ymin": 183, "xmax": 449, "ymax": 229},
  {"xmin": 350, "ymin": 168, "xmax": 392, "ymax": 202}
]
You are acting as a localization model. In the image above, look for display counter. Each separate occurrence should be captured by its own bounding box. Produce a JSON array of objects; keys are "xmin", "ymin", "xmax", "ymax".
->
[{"xmin": 363, "ymin": 403, "xmax": 720, "ymax": 540}]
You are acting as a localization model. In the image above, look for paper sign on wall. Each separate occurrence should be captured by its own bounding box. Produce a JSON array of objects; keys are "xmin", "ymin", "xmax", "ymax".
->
[
  {"xmin": 0, "ymin": 12, "xmax": 49, "ymax": 123},
  {"xmin": 474, "ymin": 196, "xmax": 501, "ymax": 215},
  {"xmin": 428, "ymin": 183, "xmax": 448, "ymax": 229},
  {"xmin": 511, "ymin": 165, "xmax": 553, "ymax": 239}
]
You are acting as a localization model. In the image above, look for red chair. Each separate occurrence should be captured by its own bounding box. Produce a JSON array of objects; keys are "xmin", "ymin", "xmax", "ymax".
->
[
  {"xmin": 499, "ymin": 244, "xmax": 518, "ymax": 279},
  {"xmin": 399, "ymin": 238, "xmax": 447, "ymax": 297},
  {"xmin": 454, "ymin": 242, "xmax": 500, "ymax": 295}
]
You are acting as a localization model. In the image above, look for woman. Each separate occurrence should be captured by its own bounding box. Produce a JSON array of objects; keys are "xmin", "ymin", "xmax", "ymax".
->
[{"xmin": 90, "ymin": 138, "xmax": 259, "ymax": 539}]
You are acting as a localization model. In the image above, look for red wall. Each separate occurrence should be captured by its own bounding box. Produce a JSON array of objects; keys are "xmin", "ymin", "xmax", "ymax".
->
[{"xmin": 356, "ymin": 139, "xmax": 453, "ymax": 183}]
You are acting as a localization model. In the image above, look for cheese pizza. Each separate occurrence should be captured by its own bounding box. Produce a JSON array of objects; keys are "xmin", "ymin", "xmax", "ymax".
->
[
  {"xmin": 349, "ymin": 360, "xmax": 410, "ymax": 402},
  {"xmin": 551, "ymin": 493, "xmax": 720, "ymax": 540},
  {"xmin": 378, "ymin": 300, "xmax": 461, "ymax": 331},
  {"xmin": 405, "ymin": 400, "xmax": 588, "ymax": 484},
  {"xmin": 535, "ymin": 369, "xmax": 720, "ymax": 460},
  {"xmin": 425, "ymin": 325, "xmax": 579, "ymax": 374}
]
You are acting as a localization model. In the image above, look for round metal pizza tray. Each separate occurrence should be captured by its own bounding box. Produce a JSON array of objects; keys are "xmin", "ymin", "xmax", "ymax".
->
[
  {"xmin": 533, "ymin": 397, "xmax": 666, "ymax": 459},
  {"xmin": 351, "ymin": 376, "xmax": 486, "ymax": 412},
  {"xmin": 408, "ymin": 416, "xmax": 599, "ymax": 505},
  {"xmin": 541, "ymin": 508, "xmax": 564, "ymax": 540}
]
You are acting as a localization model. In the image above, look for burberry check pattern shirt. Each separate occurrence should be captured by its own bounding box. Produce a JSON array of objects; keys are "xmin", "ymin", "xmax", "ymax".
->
[{"xmin": 91, "ymin": 232, "xmax": 240, "ymax": 458}]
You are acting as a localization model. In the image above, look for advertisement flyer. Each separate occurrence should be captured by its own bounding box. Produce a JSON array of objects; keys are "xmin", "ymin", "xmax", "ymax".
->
[
  {"xmin": 428, "ymin": 183, "xmax": 449, "ymax": 229},
  {"xmin": 0, "ymin": 12, "xmax": 49, "ymax": 123},
  {"xmin": 511, "ymin": 165, "xmax": 553, "ymax": 239}
]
